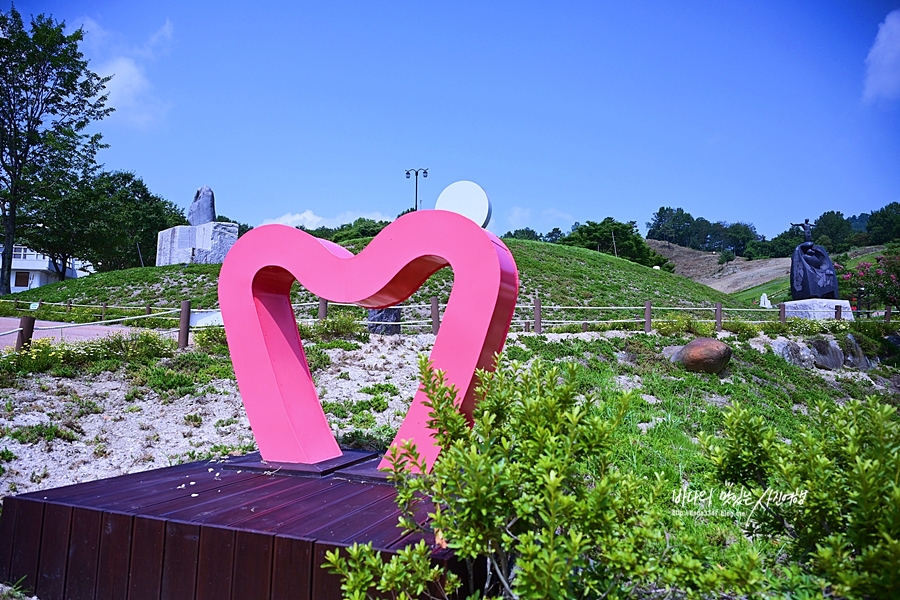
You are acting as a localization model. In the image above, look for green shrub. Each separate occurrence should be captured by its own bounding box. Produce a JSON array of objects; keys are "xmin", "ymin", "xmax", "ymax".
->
[
  {"xmin": 193, "ymin": 326, "xmax": 229, "ymax": 354},
  {"xmin": 298, "ymin": 312, "xmax": 369, "ymax": 343},
  {"xmin": 326, "ymin": 356, "xmax": 766, "ymax": 599},
  {"xmin": 700, "ymin": 398, "xmax": 900, "ymax": 598},
  {"xmin": 5, "ymin": 423, "xmax": 77, "ymax": 444},
  {"xmin": 358, "ymin": 382, "xmax": 399, "ymax": 396}
]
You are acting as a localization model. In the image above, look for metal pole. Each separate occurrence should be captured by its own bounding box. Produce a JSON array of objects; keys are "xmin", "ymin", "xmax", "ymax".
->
[
  {"xmin": 415, "ymin": 171, "xmax": 419, "ymax": 211},
  {"xmin": 178, "ymin": 300, "xmax": 191, "ymax": 349}
]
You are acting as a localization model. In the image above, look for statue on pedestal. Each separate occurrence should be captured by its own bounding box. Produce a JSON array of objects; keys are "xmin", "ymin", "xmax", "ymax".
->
[{"xmin": 790, "ymin": 219, "xmax": 838, "ymax": 301}]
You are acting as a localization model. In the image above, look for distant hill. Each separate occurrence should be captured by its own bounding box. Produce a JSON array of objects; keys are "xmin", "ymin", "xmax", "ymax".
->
[{"xmin": 3, "ymin": 239, "xmax": 749, "ymax": 315}]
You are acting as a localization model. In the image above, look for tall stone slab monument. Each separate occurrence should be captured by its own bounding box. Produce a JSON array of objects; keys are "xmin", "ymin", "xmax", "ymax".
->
[{"xmin": 156, "ymin": 186, "xmax": 239, "ymax": 265}]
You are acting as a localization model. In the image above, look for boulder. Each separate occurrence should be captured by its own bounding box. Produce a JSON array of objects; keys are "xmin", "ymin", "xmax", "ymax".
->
[
  {"xmin": 156, "ymin": 221, "xmax": 238, "ymax": 266},
  {"xmin": 769, "ymin": 338, "xmax": 816, "ymax": 369},
  {"xmin": 809, "ymin": 338, "xmax": 844, "ymax": 371},
  {"xmin": 671, "ymin": 338, "xmax": 732, "ymax": 374},
  {"xmin": 843, "ymin": 334, "xmax": 872, "ymax": 371},
  {"xmin": 367, "ymin": 307, "xmax": 401, "ymax": 335}
]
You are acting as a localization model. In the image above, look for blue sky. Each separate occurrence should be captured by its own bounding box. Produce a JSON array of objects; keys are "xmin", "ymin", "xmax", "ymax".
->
[{"xmin": 13, "ymin": 0, "xmax": 900, "ymax": 239}]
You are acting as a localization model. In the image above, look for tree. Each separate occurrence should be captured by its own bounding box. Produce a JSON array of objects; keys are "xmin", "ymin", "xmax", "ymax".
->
[
  {"xmin": 646, "ymin": 206, "xmax": 695, "ymax": 247},
  {"xmin": 813, "ymin": 211, "xmax": 852, "ymax": 252},
  {"xmin": 502, "ymin": 228, "xmax": 541, "ymax": 241},
  {"xmin": 79, "ymin": 171, "xmax": 186, "ymax": 271},
  {"xmin": 562, "ymin": 218, "xmax": 672, "ymax": 269},
  {"xmin": 542, "ymin": 227, "xmax": 564, "ymax": 244},
  {"xmin": 17, "ymin": 175, "xmax": 98, "ymax": 280},
  {"xmin": 722, "ymin": 222, "xmax": 759, "ymax": 256},
  {"xmin": 0, "ymin": 7, "xmax": 111, "ymax": 294},
  {"xmin": 866, "ymin": 202, "xmax": 900, "ymax": 245}
]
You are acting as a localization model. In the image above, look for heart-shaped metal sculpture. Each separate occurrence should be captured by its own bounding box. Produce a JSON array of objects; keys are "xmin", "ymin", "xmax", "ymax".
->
[{"xmin": 219, "ymin": 210, "xmax": 519, "ymax": 470}]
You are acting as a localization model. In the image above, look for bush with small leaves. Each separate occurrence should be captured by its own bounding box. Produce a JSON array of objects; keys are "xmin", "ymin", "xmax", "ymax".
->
[{"xmin": 700, "ymin": 398, "xmax": 900, "ymax": 598}]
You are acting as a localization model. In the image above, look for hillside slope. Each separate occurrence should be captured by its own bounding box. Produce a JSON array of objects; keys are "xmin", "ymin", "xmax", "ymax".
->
[{"xmin": 3, "ymin": 239, "xmax": 749, "ymax": 312}]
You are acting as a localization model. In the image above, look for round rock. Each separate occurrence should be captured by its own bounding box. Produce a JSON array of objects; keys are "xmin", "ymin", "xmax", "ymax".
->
[{"xmin": 672, "ymin": 338, "xmax": 732, "ymax": 374}]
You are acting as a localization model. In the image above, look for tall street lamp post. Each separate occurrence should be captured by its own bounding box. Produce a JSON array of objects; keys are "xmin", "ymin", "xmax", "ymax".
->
[{"xmin": 405, "ymin": 168, "xmax": 428, "ymax": 211}]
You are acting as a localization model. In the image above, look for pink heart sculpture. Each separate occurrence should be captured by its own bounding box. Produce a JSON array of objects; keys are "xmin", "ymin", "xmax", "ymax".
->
[{"xmin": 218, "ymin": 210, "xmax": 519, "ymax": 471}]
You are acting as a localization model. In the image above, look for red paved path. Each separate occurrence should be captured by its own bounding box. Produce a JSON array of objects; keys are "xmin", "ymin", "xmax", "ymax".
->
[{"xmin": 0, "ymin": 316, "xmax": 151, "ymax": 349}]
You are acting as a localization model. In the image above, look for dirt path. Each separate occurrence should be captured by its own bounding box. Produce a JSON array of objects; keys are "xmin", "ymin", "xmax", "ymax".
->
[
  {"xmin": 647, "ymin": 240, "xmax": 791, "ymax": 294},
  {"xmin": 0, "ymin": 316, "xmax": 141, "ymax": 350}
]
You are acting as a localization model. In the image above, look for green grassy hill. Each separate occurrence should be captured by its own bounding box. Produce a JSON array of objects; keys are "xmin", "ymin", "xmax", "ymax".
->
[{"xmin": 3, "ymin": 239, "xmax": 748, "ymax": 313}]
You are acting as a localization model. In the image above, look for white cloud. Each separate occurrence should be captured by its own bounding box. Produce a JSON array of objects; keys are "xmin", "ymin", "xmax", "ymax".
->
[
  {"xmin": 77, "ymin": 16, "xmax": 174, "ymax": 127},
  {"xmin": 260, "ymin": 210, "xmax": 395, "ymax": 229},
  {"xmin": 505, "ymin": 206, "xmax": 532, "ymax": 229},
  {"xmin": 863, "ymin": 10, "xmax": 900, "ymax": 103},
  {"xmin": 541, "ymin": 208, "xmax": 573, "ymax": 224}
]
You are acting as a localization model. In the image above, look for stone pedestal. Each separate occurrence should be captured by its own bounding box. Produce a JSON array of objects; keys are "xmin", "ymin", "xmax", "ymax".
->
[
  {"xmin": 783, "ymin": 299, "xmax": 854, "ymax": 321},
  {"xmin": 156, "ymin": 222, "xmax": 238, "ymax": 266}
]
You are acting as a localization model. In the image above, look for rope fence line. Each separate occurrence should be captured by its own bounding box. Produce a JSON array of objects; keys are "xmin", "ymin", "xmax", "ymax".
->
[{"xmin": 1, "ymin": 292, "xmax": 892, "ymax": 352}]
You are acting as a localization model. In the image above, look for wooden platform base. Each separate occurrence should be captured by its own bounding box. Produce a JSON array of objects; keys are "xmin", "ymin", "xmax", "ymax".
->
[{"xmin": 0, "ymin": 451, "xmax": 453, "ymax": 600}]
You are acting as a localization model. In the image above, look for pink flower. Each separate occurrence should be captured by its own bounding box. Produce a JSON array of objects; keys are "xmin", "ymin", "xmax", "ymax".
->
[
  {"xmin": 843, "ymin": 274, "xmax": 852, "ymax": 280},
  {"xmin": 877, "ymin": 269, "xmax": 884, "ymax": 275}
]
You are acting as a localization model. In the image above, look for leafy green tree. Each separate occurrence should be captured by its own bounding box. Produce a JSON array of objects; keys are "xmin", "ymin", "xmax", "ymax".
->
[
  {"xmin": 866, "ymin": 202, "xmax": 900, "ymax": 245},
  {"xmin": 0, "ymin": 7, "xmax": 111, "ymax": 294},
  {"xmin": 646, "ymin": 206, "xmax": 695, "ymax": 246},
  {"xmin": 723, "ymin": 222, "xmax": 759, "ymax": 256},
  {"xmin": 542, "ymin": 227, "xmax": 564, "ymax": 243},
  {"xmin": 79, "ymin": 171, "xmax": 186, "ymax": 271},
  {"xmin": 562, "ymin": 218, "xmax": 672, "ymax": 269},
  {"xmin": 301, "ymin": 217, "xmax": 391, "ymax": 243},
  {"xmin": 813, "ymin": 211, "xmax": 852, "ymax": 252},
  {"xmin": 502, "ymin": 227, "xmax": 541, "ymax": 241}
]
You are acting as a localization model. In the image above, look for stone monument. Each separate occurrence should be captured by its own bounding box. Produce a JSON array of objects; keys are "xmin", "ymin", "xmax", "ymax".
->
[{"xmin": 156, "ymin": 186, "xmax": 239, "ymax": 266}]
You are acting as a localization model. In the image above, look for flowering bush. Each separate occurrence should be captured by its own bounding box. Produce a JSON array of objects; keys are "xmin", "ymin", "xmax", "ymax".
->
[{"xmin": 835, "ymin": 251, "xmax": 900, "ymax": 308}]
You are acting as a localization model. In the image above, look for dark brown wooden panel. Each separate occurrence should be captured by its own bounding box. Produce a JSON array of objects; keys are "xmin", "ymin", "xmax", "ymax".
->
[
  {"xmin": 228, "ymin": 480, "xmax": 357, "ymax": 531},
  {"xmin": 9, "ymin": 498, "xmax": 44, "ymax": 596},
  {"xmin": 143, "ymin": 473, "xmax": 293, "ymax": 521},
  {"xmin": 231, "ymin": 531, "xmax": 273, "ymax": 600},
  {"xmin": 223, "ymin": 449, "xmax": 377, "ymax": 476},
  {"xmin": 271, "ymin": 535, "xmax": 313, "ymax": 600},
  {"xmin": 35, "ymin": 503, "xmax": 72, "ymax": 600},
  {"xmin": 278, "ymin": 484, "xmax": 395, "ymax": 538},
  {"xmin": 0, "ymin": 496, "xmax": 20, "ymax": 583},
  {"xmin": 127, "ymin": 516, "xmax": 165, "ymax": 600},
  {"xmin": 192, "ymin": 477, "xmax": 346, "ymax": 530},
  {"xmin": 28, "ymin": 461, "xmax": 200, "ymax": 504},
  {"xmin": 95, "ymin": 512, "xmax": 134, "ymax": 600},
  {"xmin": 196, "ymin": 525, "xmax": 234, "ymax": 600},
  {"xmin": 310, "ymin": 542, "xmax": 355, "ymax": 600},
  {"xmin": 64, "ymin": 506, "xmax": 102, "ymax": 600},
  {"xmin": 160, "ymin": 521, "xmax": 200, "ymax": 600}
]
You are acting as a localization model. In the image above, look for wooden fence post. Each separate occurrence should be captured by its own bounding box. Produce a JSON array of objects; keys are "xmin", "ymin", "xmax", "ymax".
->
[
  {"xmin": 145, "ymin": 303, "xmax": 152, "ymax": 315},
  {"xmin": 779, "ymin": 303, "xmax": 786, "ymax": 324},
  {"xmin": 431, "ymin": 297, "xmax": 440, "ymax": 335},
  {"xmin": 886, "ymin": 305, "xmax": 892, "ymax": 323},
  {"xmin": 715, "ymin": 302, "xmax": 723, "ymax": 332},
  {"xmin": 525, "ymin": 321, "xmax": 531, "ymax": 333},
  {"xmin": 582, "ymin": 322, "xmax": 588, "ymax": 332},
  {"xmin": 15, "ymin": 315, "xmax": 35, "ymax": 352},
  {"xmin": 835, "ymin": 305, "xmax": 842, "ymax": 320},
  {"xmin": 318, "ymin": 298, "xmax": 328, "ymax": 321},
  {"xmin": 101, "ymin": 303, "xmax": 107, "ymax": 321},
  {"xmin": 178, "ymin": 300, "xmax": 191, "ymax": 349},
  {"xmin": 644, "ymin": 301, "xmax": 652, "ymax": 333},
  {"xmin": 534, "ymin": 297, "xmax": 542, "ymax": 334},
  {"xmin": 66, "ymin": 299, "xmax": 72, "ymax": 313}
]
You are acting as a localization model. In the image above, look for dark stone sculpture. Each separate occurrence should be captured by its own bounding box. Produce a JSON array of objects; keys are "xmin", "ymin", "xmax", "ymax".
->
[
  {"xmin": 790, "ymin": 218, "xmax": 813, "ymax": 243},
  {"xmin": 791, "ymin": 242, "xmax": 839, "ymax": 301},
  {"xmin": 367, "ymin": 307, "xmax": 401, "ymax": 335},
  {"xmin": 188, "ymin": 185, "xmax": 217, "ymax": 226}
]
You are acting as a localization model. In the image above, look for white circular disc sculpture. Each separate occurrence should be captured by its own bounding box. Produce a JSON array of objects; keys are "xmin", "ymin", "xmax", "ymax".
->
[{"xmin": 434, "ymin": 180, "xmax": 492, "ymax": 228}]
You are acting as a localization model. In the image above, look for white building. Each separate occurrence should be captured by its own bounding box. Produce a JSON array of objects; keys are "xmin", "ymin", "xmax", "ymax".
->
[{"xmin": 2, "ymin": 245, "xmax": 81, "ymax": 292}]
